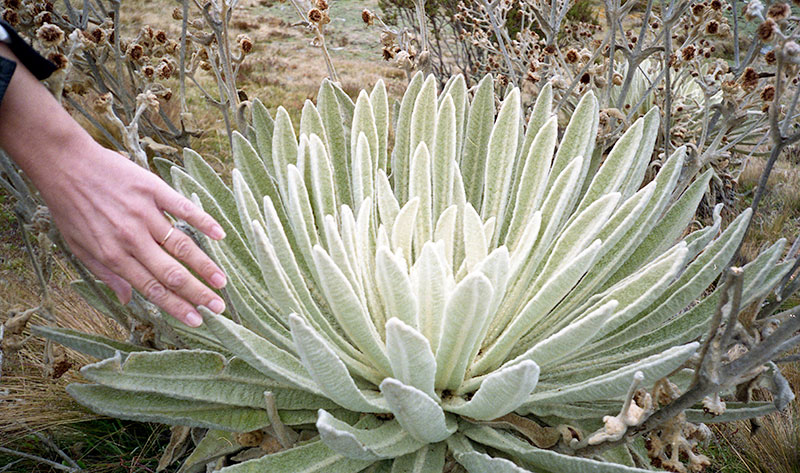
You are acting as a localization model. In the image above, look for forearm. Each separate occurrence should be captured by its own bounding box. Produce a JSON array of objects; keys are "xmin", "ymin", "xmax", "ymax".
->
[{"xmin": 0, "ymin": 43, "xmax": 95, "ymax": 190}]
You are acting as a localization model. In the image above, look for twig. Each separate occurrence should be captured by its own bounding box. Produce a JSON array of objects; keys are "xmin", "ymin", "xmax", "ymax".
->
[{"xmin": 0, "ymin": 447, "xmax": 81, "ymax": 472}]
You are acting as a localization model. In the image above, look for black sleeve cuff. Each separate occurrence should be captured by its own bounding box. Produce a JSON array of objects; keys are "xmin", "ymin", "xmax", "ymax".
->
[
  {"xmin": 0, "ymin": 55, "xmax": 17, "ymax": 105},
  {"xmin": 0, "ymin": 20, "xmax": 57, "ymax": 81}
]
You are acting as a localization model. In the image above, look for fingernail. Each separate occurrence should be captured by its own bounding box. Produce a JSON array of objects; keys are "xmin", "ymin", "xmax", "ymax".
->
[
  {"xmin": 185, "ymin": 310, "xmax": 203, "ymax": 327},
  {"xmin": 211, "ymin": 272, "xmax": 227, "ymax": 288},
  {"xmin": 209, "ymin": 298, "xmax": 226, "ymax": 314},
  {"xmin": 210, "ymin": 225, "xmax": 226, "ymax": 240}
]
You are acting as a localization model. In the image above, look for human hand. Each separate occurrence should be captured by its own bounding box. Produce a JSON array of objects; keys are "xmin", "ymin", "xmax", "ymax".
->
[{"xmin": 39, "ymin": 141, "xmax": 228, "ymax": 327}]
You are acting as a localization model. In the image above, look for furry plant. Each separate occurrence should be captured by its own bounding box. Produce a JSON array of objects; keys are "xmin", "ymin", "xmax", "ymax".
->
[{"xmin": 40, "ymin": 73, "xmax": 795, "ymax": 472}]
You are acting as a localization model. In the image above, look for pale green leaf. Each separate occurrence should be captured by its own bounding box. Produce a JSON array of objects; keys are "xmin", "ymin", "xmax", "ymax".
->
[
  {"xmin": 574, "ymin": 117, "xmax": 643, "ymax": 214},
  {"xmin": 435, "ymin": 272, "xmax": 494, "ymax": 390},
  {"xmin": 379, "ymin": 378, "xmax": 456, "ymax": 443},
  {"xmin": 370, "ymin": 80, "xmax": 390, "ymax": 171},
  {"xmin": 312, "ymin": 246, "xmax": 391, "ymax": 374},
  {"xmin": 524, "ymin": 343, "xmax": 698, "ymax": 405},
  {"xmin": 390, "ymin": 444, "xmax": 446, "ymax": 473},
  {"xmin": 201, "ymin": 308, "xmax": 320, "ymax": 394},
  {"xmin": 461, "ymin": 74, "xmax": 494, "ymax": 208},
  {"xmin": 409, "ymin": 142, "xmax": 433, "ymax": 248},
  {"xmin": 289, "ymin": 314, "xmax": 387, "ymax": 413},
  {"xmin": 218, "ymin": 439, "xmax": 373, "ymax": 473},
  {"xmin": 385, "ymin": 318, "xmax": 438, "ymax": 400},
  {"xmin": 318, "ymin": 79, "xmax": 351, "ymax": 207},
  {"xmin": 317, "ymin": 410, "xmax": 425, "ymax": 461},
  {"xmin": 456, "ymin": 452, "xmax": 533, "ymax": 473},
  {"xmin": 392, "ymin": 72, "xmax": 425, "ymax": 203},
  {"xmin": 446, "ymin": 360, "xmax": 539, "ymax": 420},
  {"xmin": 251, "ymin": 99, "xmax": 275, "ymax": 176},
  {"xmin": 505, "ymin": 116, "xmax": 557, "ymax": 248},
  {"xmin": 80, "ymin": 350, "xmax": 334, "ymax": 410},
  {"xmin": 376, "ymin": 247, "xmax": 418, "ymax": 329},
  {"xmin": 31, "ymin": 325, "xmax": 150, "ymax": 360},
  {"xmin": 463, "ymin": 425, "xmax": 653, "ymax": 473},
  {"xmin": 272, "ymin": 106, "xmax": 298, "ymax": 197},
  {"xmin": 67, "ymin": 384, "xmax": 273, "ymax": 432},
  {"xmin": 481, "ymin": 87, "xmax": 521, "ymax": 237},
  {"xmin": 432, "ymin": 94, "xmax": 457, "ymax": 220}
]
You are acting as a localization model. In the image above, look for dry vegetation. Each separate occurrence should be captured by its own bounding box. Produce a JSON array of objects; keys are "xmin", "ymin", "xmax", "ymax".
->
[{"xmin": 1, "ymin": 0, "xmax": 800, "ymax": 471}]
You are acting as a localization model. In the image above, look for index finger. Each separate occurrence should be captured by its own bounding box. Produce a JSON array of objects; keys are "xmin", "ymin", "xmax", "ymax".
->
[{"xmin": 156, "ymin": 186, "xmax": 226, "ymax": 240}]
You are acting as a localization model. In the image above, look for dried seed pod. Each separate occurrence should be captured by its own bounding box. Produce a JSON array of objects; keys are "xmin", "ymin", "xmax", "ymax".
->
[
  {"xmin": 156, "ymin": 61, "xmax": 173, "ymax": 79},
  {"xmin": 308, "ymin": 8, "xmax": 323, "ymax": 23},
  {"xmin": 142, "ymin": 65, "xmax": 155, "ymax": 79},
  {"xmin": 767, "ymin": 2, "xmax": 791, "ymax": 21},
  {"xmin": 761, "ymin": 84, "xmax": 776, "ymax": 101},
  {"xmin": 745, "ymin": 0, "xmax": 765, "ymax": 20},
  {"xmin": 757, "ymin": 19, "xmax": 778, "ymax": 42},
  {"xmin": 126, "ymin": 42, "xmax": 145, "ymax": 62},
  {"xmin": 47, "ymin": 52, "xmax": 67, "ymax": 70},
  {"xmin": 565, "ymin": 48, "xmax": 578, "ymax": 64},
  {"xmin": 362, "ymin": 8, "xmax": 374, "ymax": 25},
  {"xmin": 36, "ymin": 23, "xmax": 64, "ymax": 47},
  {"xmin": 237, "ymin": 34, "xmax": 253, "ymax": 54},
  {"xmin": 2, "ymin": 8, "xmax": 18, "ymax": 26},
  {"xmin": 740, "ymin": 67, "xmax": 759, "ymax": 92},
  {"xmin": 155, "ymin": 30, "xmax": 167, "ymax": 44},
  {"xmin": 783, "ymin": 40, "xmax": 800, "ymax": 63}
]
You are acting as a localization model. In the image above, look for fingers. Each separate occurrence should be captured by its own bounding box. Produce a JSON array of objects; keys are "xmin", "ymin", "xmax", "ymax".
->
[
  {"xmin": 155, "ymin": 185, "xmax": 226, "ymax": 241},
  {"xmin": 71, "ymin": 244, "xmax": 133, "ymax": 304},
  {"xmin": 156, "ymin": 222, "xmax": 227, "ymax": 290},
  {"xmin": 116, "ymin": 255, "xmax": 207, "ymax": 327},
  {"xmin": 136, "ymin": 228, "xmax": 227, "ymax": 316}
]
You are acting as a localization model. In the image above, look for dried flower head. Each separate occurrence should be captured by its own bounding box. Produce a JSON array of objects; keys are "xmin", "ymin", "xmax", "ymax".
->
[
  {"xmin": 34, "ymin": 10, "xmax": 52, "ymax": 25},
  {"xmin": 36, "ymin": 23, "xmax": 64, "ymax": 47},
  {"xmin": 767, "ymin": 2, "xmax": 791, "ymax": 21},
  {"xmin": 155, "ymin": 30, "xmax": 168, "ymax": 44},
  {"xmin": 156, "ymin": 61, "xmax": 173, "ymax": 79},
  {"xmin": 142, "ymin": 65, "xmax": 155, "ymax": 79},
  {"xmin": 765, "ymin": 49, "xmax": 777, "ymax": 64},
  {"xmin": 308, "ymin": 8, "xmax": 323, "ymax": 23},
  {"xmin": 741, "ymin": 67, "xmax": 759, "ymax": 92},
  {"xmin": 92, "ymin": 92, "xmax": 113, "ymax": 115},
  {"xmin": 745, "ymin": 0, "xmax": 765, "ymax": 20},
  {"xmin": 172, "ymin": 7, "xmax": 182, "ymax": 20},
  {"xmin": 126, "ymin": 43, "xmax": 144, "ymax": 62},
  {"xmin": 4, "ymin": 0, "xmax": 20, "ymax": 10},
  {"xmin": 47, "ymin": 52, "xmax": 67, "ymax": 70},
  {"xmin": 757, "ymin": 19, "xmax": 778, "ymax": 42},
  {"xmin": 761, "ymin": 84, "xmax": 776, "ymax": 101},
  {"xmin": 692, "ymin": 3, "xmax": 705, "ymax": 16},
  {"xmin": 705, "ymin": 20, "xmax": 719, "ymax": 35},
  {"xmin": 710, "ymin": 0, "xmax": 723, "ymax": 10},
  {"xmin": 783, "ymin": 40, "xmax": 800, "ymax": 62},
  {"xmin": 681, "ymin": 45, "xmax": 696, "ymax": 61},
  {"xmin": 85, "ymin": 26, "xmax": 106, "ymax": 44},
  {"xmin": 237, "ymin": 34, "xmax": 253, "ymax": 54},
  {"xmin": 314, "ymin": 0, "xmax": 328, "ymax": 10},
  {"xmin": 362, "ymin": 8, "xmax": 374, "ymax": 25},
  {"xmin": 2, "ymin": 8, "xmax": 18, "ymax": 26},
  {"xmin": 565, "ymin": 48, "xmax": 578, "ymax": 64},
  {"xmin": 543, "ymin": 44, "xmax": 556, "ymax": 55},
  {"xmin": 580, "ymin": 72, "xmax": 591, "ymax": 84}
]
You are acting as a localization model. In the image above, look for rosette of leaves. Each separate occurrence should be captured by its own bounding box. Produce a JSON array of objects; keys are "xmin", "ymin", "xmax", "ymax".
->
[{"xmin": 43, "ymin": 73, "xmax": 793, "ymax": 472}]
